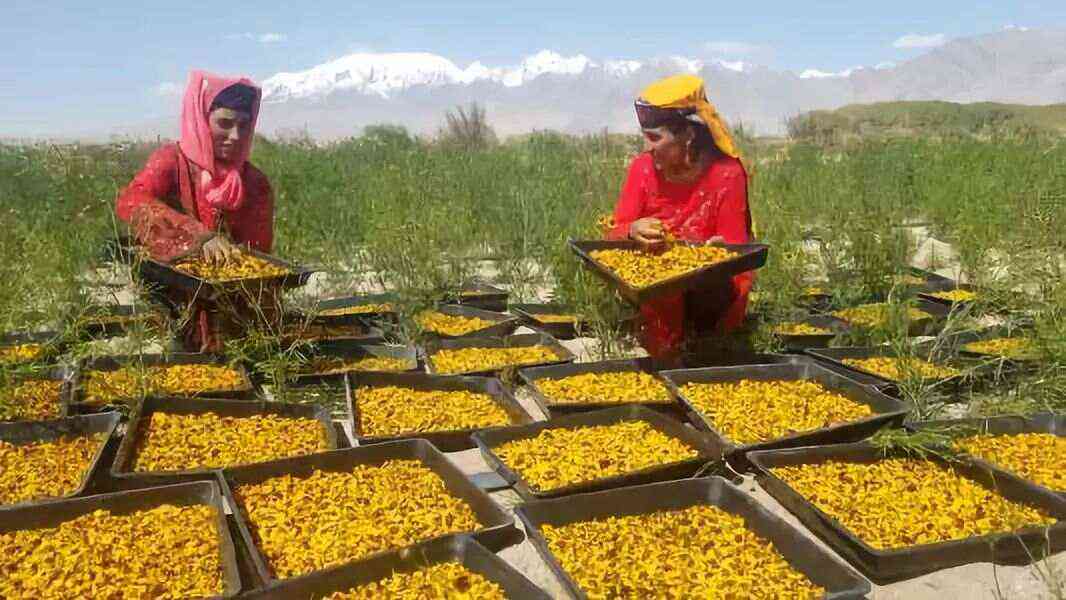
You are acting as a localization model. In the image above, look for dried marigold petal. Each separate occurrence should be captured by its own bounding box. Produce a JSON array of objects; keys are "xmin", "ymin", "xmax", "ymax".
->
[
  {"xmin": 955, "ymin": 433, "xmax": 1066, "ymax": 492},
  {"xmin": 174, "ymin": 252, "xmax": 290, "ymax": 281},
  {"xmin": 494, "ymin": 421, "xmax": 698, "ymax": 492},
  {"xmin": 680, "ymin": 379, "xmax": 873, "ymax": 445},
  {"xmin": 357, "ymin": 386, "xmax": 513, "ymax": 437},
  {"xmin": 541, "ymin": 505, "xmax": 824, "ymax": 599},
  {"xmin": 841, "ymin": 356, "xmax": 959, "ymax": 382},
  {"xmin": 962, "ymin": 337, "xmax": 1038, "ymax": 360},
  {"xmin": 0, "ymin": 504, "xmax": 224, "ymax": 599},
  {"xmin": 0, "ymin": 379, "xmax": 63, "ymax": 422},
  {"xmin": 772, "ymin": 458, "xmax": 1057, "ymax": 550},
  {"xmin": 132, "ymin": 412, "xmax": 328, "ymax": 472},
  {"xmin": 590, "ymin": 245, "xmax": 738, "ymax": 289},
  {"xmin": 536, "ymin": 371, "xmax": 672, "ymax": 406},
  {"xmin": 235, "ymin": 460, "xmax": 482, "ymax": 579},
  {"xmin": 417, "ymin": 311, "xmax": 496, "ymax": 336},
  {"xmin": 0, "ymin": 435, "xmax": 103, "ymax": 505},
  {"xmin": 430, "ymin": 346, "xmax": 560, "ymax": 375},
  {"xmin": 327, "ymin": 562, "xmax": 507, "ymax": 599}
]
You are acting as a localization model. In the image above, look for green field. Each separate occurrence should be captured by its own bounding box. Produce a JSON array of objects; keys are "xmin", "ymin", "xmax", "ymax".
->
[{"xmin": 1, "ymin": 125, "xmax": 1064, "ymax": 417}]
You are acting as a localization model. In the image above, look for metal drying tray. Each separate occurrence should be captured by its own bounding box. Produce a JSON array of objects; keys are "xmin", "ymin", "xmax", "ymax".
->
[
  {"xmin": 346, "ymin": 371, "xmax": 534, "ymax": 452},
  {"xmin": 747, "ymin": 442, "xmax": 1066, "ymax": 584},
  {"xmin": 0, "ymin": 412, "xmax": 120, "ymax": 509},
  {"xmin": 472, "ymin": 405, "xmax": 723, "ymax": 501},
  {"xmin": 217, "ymin": 439, "xmax": 517, "ymax": 585},
  {"xmin": 424, "ymin": 332, "xmax": 575, "ymax": 377},
  {"xmin": 111, "ymin": 396, "xmax": 338, "ymax": 487},
  {"xmin": 518, "ymin": 357, "xmax": 681, "ymax": 419},
  {"xmin": 661, "ymin": 362, "xmax": 908, "ymax": 465},
  {"xmin": 569, "ymin": 238, "xmax": 769, "ymax": 305},
  {"xmin": 515, "ymin": 476, "xmax": 871, "ymax": 599},
  {"xmin": 0, "ymin": 481, "xmax": 243, "ymax": 598}
]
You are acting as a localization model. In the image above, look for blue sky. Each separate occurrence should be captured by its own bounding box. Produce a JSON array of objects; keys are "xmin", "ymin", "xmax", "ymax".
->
[{"xmin": 3, "ymin": 1, "xmax": 1065, "ymax": 136}]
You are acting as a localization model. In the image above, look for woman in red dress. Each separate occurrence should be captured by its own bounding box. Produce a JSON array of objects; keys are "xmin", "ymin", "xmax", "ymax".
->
[
  {"xmin": 116, "ymin": 70, "xmax": 273, "ymax": 351},
  {"xmin": 608, "ymin": 74, "xmax": 754, "ymax": 359}
]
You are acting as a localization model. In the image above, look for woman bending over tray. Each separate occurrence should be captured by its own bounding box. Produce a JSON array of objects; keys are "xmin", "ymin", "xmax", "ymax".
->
[
  {"xmin": 116, "ymin": 70, "xmax": 274, "ymax": 351},
  {"xmin": 607, "ymin": 74, "xmax": 754, "ymax": 359}
]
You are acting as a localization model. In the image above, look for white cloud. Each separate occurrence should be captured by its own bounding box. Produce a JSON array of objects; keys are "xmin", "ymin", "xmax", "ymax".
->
[
  {"xmin": 702, "ymin": 41, "xmax": 760, "ymax": 57},
  {"xmin": 893, "ymin": 33, "xmax": 948, "ymax": 49},
  {"xmin": 225, "ymin": 32, "xmax": 287, "ymax": 44},
  {"xmin": 152, "ymin": 81, "xmax": 182, "ymax": 96},
  {"xmin": 1003, "ymin": 24, "xmax": 1030, "ymax": 32},
  {"xmin": 875, "ymin": 61, "xmax": 897, "ymax": 70},
  {"xmin": 798, "ymin": 66, "xmax": 862, "ymax": 79}
]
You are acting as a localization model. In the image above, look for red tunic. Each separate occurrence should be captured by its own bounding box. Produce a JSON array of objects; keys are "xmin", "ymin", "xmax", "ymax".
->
[
  {"xmin": 116, "ymin": 143, "xmax": 273, "ymax": 260},
  {"xmin": 115, "ymin": 143, "xmax": 275, "ymax": 351},
  {"xmin": 608, "ymin": 152, "xmax": 753, "ymax": 357}
]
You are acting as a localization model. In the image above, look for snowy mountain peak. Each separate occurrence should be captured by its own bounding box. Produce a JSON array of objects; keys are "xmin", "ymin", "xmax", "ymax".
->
[
  {"xmin": 263, "ymin": 52, "xmax": 474, "ymax": 100},
  {"xmin": 502, "ymin": 50, "xmax": 596, "ymax": 87}
]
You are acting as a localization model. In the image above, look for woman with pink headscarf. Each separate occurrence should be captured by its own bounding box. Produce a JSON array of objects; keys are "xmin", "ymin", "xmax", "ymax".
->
[{"xmin": 116, "ymin": 70, "xmax": 273, "ymax": 351}]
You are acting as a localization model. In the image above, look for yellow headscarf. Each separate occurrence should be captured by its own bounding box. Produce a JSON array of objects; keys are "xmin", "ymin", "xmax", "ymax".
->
[{"xmin": 638, "ymin": 74, "xmax": 740, "ymax": 159}]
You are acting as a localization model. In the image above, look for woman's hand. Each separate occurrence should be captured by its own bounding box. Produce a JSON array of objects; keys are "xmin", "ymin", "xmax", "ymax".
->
[
  {"xmin": 202, "ymin": 235, "xmax": 240, "ymax": 264},
  {"xmin": 629, "ymin": 218, "xmax": 665, "ymax": 247}
]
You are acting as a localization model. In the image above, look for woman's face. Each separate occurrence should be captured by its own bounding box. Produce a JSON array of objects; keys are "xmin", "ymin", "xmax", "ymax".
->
[
  {"xmin": 209, "ymin": 107, "xmax": 252, "ymax": 164},
  {"xmin": 643, "ymin": 126, "xmax": 689, "ymax": 171}
]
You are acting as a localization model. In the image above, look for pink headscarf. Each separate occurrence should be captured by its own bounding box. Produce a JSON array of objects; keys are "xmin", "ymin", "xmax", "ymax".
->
[{"xmin": 179, "ymin": 70, "xmax": 261, "ymax": 227}]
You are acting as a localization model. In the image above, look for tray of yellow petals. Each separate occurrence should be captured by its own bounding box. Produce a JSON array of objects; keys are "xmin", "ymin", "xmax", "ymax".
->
[
  {"xmin": 0, "ymin": 368, "xmax": 71, "ymax": 422},
  {"xmin": 241, "ymin": 532, "xmax": 546, "ymax": 599},
  {"xmin": 0, "ymin": 412, "xmax": 119, "ymax": 508},
  {"xmin": 509, "ymin": 303, "xmax": 587, "ymax": 340},
  {"xmin": 958, "ymin": 334, "xmax": 1042, "ymax": 362},
  {"xmin": 515, "ymin": 477, "xmax": 870, "ymax": 599},
  {"xmin": 139, "ymin": 248, "xmax": 313, "ymax": 300},
  {"xmin": 662, "ymin": 362, "xmax": 908, "ymax": 461},
  {"xmin": 919, "ymin": 285, "xmax": 979, "ymax": 307},
  {"xmin": 831, "ymin": 300, "xmax": 947, "ymax": 337},
  {"xmin": 0, "ymin": 330, "xmax": 62, "ymax": 366},
  {"xmin": 74, "ymin": 353, "xmax": 254, "ymax": 409},
  {"xmin": 346, "ymin": 371, "xmax": 533, "ymax": 452},
  {"xmin": 519, "ymin": 358, "xmax": 678, "ymax": 418},
  {"xmin": 416, "ymin": 304, "xmax": 519, "ymax": 339},
  {"xmin": 908, "ymin": 414, "xmax": 1066, "ymax": 499},
  {"xmin": 306, "ymin": 293, "xmax": 398, "ymax": 324},
  {"xmin": 569, "ymin": 239, "xmax": 769, "ymax": 305},
  {"xmin": 426, "ymin": 333, "xmax": 575, "ymax": 377},
  {"xmin": 296, "ymin": 341, "xmax": 420, "ymax": 383},
  {"xmin": 0, "ymin": 480, "xmax": 242, "ymax": 598},
  {"xmin": 440, "ymin": 280, "xmax": 510, "ymax": 313},
  {"xmin": 749, "ymin": 442, "xmax": 1066, "ymax": 583},
  {"xmin": 806, "ymin": 346, "xmax": 966, "ymax": 390},
  {"xmin": 219, "ymin": 439, "xmax": 515, "ymax": 584},
  {"xmin": 473, "ymin": 405, "xmax": 721, "ymax": 501},
  {"xmin": 111, "ymin": 397, "xmax": 338, "ymax": 486},
  {"xmin": 771, "ymin": 315, "xmax": 849, "ymax": 350}
]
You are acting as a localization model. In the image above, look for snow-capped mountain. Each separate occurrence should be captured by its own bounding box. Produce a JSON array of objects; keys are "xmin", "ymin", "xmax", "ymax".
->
[{"xmin": 261, "ymin": 50, "xmax": 754, "ymax": 101}]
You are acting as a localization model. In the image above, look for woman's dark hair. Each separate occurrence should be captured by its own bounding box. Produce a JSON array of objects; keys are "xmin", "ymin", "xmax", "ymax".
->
[
  {"xmin": 664, "ymin": 118, "xmax": 719, "ymax": 162},
  {"xmin": 210, "ymin": 83, "xmax": 258, "ymax": 114}
]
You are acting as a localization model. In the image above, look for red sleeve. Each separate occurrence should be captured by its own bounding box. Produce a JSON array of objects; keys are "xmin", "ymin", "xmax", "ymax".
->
[
  {"xmin": 115, "ymin": 145, "xmax": 212, "ymax": 262},
  {"xmin": 608, "ymin": 154, "xmax": 653, "ymax": 240},
  {"xmin": 228, "ymin": 164, "xmax": 274, "ymax": 253},
  {"xmin": 714, "ymin": 160, "xmax": 753, "ymax": 331}
]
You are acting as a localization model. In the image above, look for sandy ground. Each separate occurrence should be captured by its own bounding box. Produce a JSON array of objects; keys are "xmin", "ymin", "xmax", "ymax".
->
[{"xmin": 77, "ymin": 228, "xmax": 1066, "ymax": 598}]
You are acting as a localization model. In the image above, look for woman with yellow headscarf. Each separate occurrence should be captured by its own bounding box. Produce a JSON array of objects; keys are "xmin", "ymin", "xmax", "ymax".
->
[{"xmin": 608, "ymin": 74, "xmax": 754, "ymax": 359}]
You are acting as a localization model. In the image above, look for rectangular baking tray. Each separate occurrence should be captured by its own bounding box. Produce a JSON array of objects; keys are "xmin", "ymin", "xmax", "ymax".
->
[
  {"xmin": 294, "ymin": 340, "xmax": 421, "ymax": 384},
  {"xmin": 0, "ymin": 330, "xmax": 64, "ymax": 366},
  {"xmin": 281, "ymin": 317, "xmax": 384, "ymax": 345},
  {"xmin": 304, "ymin": 292, "xmax": 399, "ymax": 325},
  {"xmin": 77, "ymin": 304, "xmax": 169, "ymax": 339},
  {"xmin": 111, "ymin": 396, "xmax": 338, "ymax": 486},
  {"xmin": 217, "ymin": 439, "xmax": 517, "ymax": 584},
  {"xmin": 569, "ymin": 239, "xmax": 769, "ymax": 305},
  {"xmin": 748, "ymin": 442, "xmax": 1066, "ymax": 584},
  {"xmin": 425, "ymin": 332, "xmax": 575, "ymax": 377},
  {"xmin": 473, "ymin": 405, "xmax": 723, "ymax": 501},
  {"xmin": 0, "ymin": 480, "xmax": 243, "ymax": 598},
  {"xmin": 441, "ymin": 280, "xmax": 510, "ymax": 312},
  {"xmin": 908, "ymin": 413, "xmax": 1066, "ymax": 498},
  {"xmin": 518, "ymin": 357, "xmax": 681, "ymax": 419},
  {"xmin": 71, "ymin": 352, "xmax": 255, "ymax": 410},
  {"xmin": 771, "ymin": 315, "xmax": 850, "ymax": 351},
  {"xmin": 136, "ymin": 248, "xmax": 315, "ymax": 302},
  {"xmin": 0, "ymin": 366, "xmax": 75, "ymax": 422},
  {"xmin": 829, "ymin": 298, "xmax": 952, "ymax": 337},
  {"xmin": 0, "ymin": 412, "xmax": 120, "ymax": 508},
  {"xmin": 661, "ymin": 362, "xmax": 909, "ymax": 464},
  {"xmin": 242, "ymin": 534, "xmax": 548, "ymax": 599},
  {"xmin": 420, "ymin": 304, "xmax": 521, "ymax": 340},
  {"xmin": 805, "ymin": 346, "xmax": 969, "ymax": 394},
  {"xmin": 509, "ymin": 303, "xmax": 587, "ymax": 340},
  {"xmin": 347, "ymin": 371, "xmax": 534, "ymax": 452},
  {"xmin": 515, "ymin": 476, "xmax": 871, "ymax": 599}
]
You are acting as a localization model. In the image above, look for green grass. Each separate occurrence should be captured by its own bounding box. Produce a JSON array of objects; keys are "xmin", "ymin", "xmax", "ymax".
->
[{"xmin": 0, "ymin": 127, "xmax": 1063, "ymax": 415}]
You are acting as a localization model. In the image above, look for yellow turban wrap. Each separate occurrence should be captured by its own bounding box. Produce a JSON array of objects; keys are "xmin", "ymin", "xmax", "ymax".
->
[{"xmin": 637, "ymin": 74, "xmax": 740, "ymax": 159}]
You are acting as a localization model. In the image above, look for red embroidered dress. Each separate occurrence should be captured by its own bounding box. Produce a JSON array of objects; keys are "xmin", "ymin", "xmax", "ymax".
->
[
  {"xmin": 115, "ymin": 143, "xmax": 274, "ymax": 351},
  {"xmin": 609, "ymin": 152, "xmax": 753, "ymax": 357}
]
